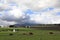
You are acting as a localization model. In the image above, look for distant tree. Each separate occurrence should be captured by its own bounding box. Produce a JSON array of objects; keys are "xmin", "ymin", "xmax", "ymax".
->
[
  {"xmin": 57, "ymin": 24, "xmax": 60, "ymax": 26},
  {"xmin": 9, "ymin": 25, "xmax": 15, "ymax": 28},
  {"xmin": 0, "ymin": 26, "xmax": 1, "ymax": 28},
  {"xmin": 54, "ymin": 24, "xmax": 60, "ymax": 27}
]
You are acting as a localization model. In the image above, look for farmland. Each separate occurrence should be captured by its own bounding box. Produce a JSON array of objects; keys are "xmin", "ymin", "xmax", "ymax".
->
[{"xmin": 0, "ymin": 28, "xmax": 60, "ymax": 40}]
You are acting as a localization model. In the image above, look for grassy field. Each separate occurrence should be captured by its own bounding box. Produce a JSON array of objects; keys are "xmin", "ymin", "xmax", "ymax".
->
[{"xmin": 0, "ymin": 28, "xmax": 60, "ymax": 40}]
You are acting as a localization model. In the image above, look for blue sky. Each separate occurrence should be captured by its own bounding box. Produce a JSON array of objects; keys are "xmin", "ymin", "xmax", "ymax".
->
[{"xmin": 0, "ymin": 0, "xmax": 60, "ymax": 25}]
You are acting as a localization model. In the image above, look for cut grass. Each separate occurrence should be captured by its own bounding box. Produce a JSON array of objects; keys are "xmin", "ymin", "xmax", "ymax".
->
[{"xmin": 0, "ymin": 28, "xmax": 60, "ymax": 40}]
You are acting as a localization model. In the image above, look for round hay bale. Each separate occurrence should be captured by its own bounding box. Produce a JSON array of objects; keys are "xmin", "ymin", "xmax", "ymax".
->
[
  {"xmin": 22, "ymin": 33, "xmax": 27, "ymax": 35},
  {"xmin": 29, "ymin": 32, "xmax": 33, "ymax": 35},
  {"xmin": 49, "ymin": 32, "xmax": 54, "ymax": 34},
  {"xmin": 9, "ymin": 33, "xmax": 13, "ymax": 36}
]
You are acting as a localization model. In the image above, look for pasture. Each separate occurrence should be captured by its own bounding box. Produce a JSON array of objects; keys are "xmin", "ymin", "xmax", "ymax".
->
[{"xmin": 0, "ymin": 28, "xmax": 60, "ymax": 40}]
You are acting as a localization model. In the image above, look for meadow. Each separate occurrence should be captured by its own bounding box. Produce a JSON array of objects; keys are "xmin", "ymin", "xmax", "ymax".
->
[{"xmin": 0, "ymin": 28, "xmax": 60, "ymax": 40}]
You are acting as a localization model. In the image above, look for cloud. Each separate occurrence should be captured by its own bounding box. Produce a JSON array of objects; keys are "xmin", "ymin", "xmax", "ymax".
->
[
  {"xmin": 26, "ymin": 7, "xmax": 60, "ymax": 24},
  {"xmin": 0, "ymin": 19, "xmax": 16, "ymax": 25},
  {"xmin": 0, "ymin": 0, "xmax": 60, "ymax": 25},
  {"xmin": 22, "ymin": 0, "xmax": 58, "ymax": 11}
]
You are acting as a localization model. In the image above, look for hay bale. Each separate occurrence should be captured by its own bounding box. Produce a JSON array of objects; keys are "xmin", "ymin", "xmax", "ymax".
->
[
  {"xmin": 9, "ymin": 33, "xmax": 13, "ymax": 36},
  {"xmin": 22, "ymin": 33, "xmax": 27, "ymax": 35},
  {"xmin": 29, "ymin": 32, "xmax": 33, "ymax": 35},
  {"xmin": 49, "ymin": 32, "xmax": 54, "ymax": 34}
]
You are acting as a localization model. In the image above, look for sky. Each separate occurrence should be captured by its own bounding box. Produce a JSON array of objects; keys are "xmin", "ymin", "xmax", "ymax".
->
[{"xmin": 0, "ymin": 0, "xmax": 60, "ymax": 25}]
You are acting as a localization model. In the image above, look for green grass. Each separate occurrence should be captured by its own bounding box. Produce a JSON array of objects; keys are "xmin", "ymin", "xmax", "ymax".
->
[{"xmin": 0, "ymin": 28, "xmax": 60, "ymax": 40}]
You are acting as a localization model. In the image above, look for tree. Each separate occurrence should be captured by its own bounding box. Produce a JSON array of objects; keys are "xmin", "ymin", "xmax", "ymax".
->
[{"xmin": 9, "ymin": 25, "xmax": 15, "ymax": 28}]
